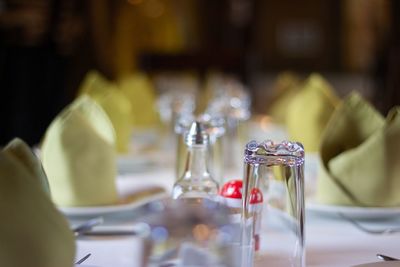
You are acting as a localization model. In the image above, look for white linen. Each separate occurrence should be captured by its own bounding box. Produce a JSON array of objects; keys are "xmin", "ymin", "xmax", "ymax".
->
[{"xmin": 70, "ymin": 167, "xmax": 400, "ymax": 267}]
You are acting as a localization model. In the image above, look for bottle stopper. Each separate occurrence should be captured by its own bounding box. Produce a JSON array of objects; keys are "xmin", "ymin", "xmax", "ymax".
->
[{"xmin": 184, "ymin": 121, "xmax": 209, "ymax": 146}]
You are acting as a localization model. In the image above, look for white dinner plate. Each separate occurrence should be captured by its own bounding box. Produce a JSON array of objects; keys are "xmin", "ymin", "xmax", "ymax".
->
[
  {"xmin": 117, "ymin": 155, "xmax": 158, "ymax": 174},
  {"xmin": 352, "ymin": 261, "xmax": 400, "ymax": 267},
  {"xmin": 59, "ymin": 190, "xmax": 168, "ymax": 217},
  {"xmin": 306, "ymin": 202, "xmax": 400, "ymax": 220}
]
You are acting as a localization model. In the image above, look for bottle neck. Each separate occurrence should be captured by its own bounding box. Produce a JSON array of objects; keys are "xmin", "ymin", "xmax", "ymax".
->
[{"xmin": 183, "ymin": 145, "xmax": 210, "ymax": 179}]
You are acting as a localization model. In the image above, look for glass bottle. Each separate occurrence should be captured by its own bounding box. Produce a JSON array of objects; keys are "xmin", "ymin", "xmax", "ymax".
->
[
  {"xmin": 175, "ymin": 113, "xmax": 225, "ymax": 183},
  {"xmin": 172, "ymin": 121, "xmax": 219, "ymax": 200}
]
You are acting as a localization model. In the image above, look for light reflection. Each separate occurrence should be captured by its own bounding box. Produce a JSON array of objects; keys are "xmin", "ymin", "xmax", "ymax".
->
[
  {"xmin": 259, "ymin": 115, "xmax": 273, "ymax": 131},
  {"xmin": 151, "ymin": 226, "xmax": 169, "ymax": 242},
  {"xmin": 193, "ymin": 224, "xmax": 211, "ymax": 242}
]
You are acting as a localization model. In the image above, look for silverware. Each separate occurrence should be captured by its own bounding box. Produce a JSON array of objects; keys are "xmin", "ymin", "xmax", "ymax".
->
[
  {"xmin": 75, "ymin": 253, "xmax": 91, "ymax": 265},
  {"xmin": 377, "ymin": 253, "xmax": 400, "ymax": 261},
  {"xmin": 338, "ymin": 213, "xmax": 400, "ymax": 235},
  {"xmin": 73, "ymin": 217, "xmax": 104, "ymax": 236},
  {"xmin": 79, "ymin": 229, "xmax": 140, "ymax": 236}
]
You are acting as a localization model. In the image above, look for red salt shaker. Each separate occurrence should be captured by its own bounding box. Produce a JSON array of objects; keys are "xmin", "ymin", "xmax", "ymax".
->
[{"xmin": 219, "ymin": 179, "xmax": 264, "ymax": 252}]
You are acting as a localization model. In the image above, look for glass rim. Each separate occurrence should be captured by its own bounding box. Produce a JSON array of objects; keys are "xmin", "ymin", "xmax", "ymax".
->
[{"xmin": 243, "ymin": 140, "xmax": 305, "ymax": 166}]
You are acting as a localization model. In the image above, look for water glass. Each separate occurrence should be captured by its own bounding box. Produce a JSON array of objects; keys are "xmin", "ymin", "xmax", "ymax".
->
[
  {"xmin": 205, "ymin": 78, "xmax": 251, "ymax": 177},
  {"xmin": 241, "ymin": 140, "xmax": 305, "ymax": 267}
]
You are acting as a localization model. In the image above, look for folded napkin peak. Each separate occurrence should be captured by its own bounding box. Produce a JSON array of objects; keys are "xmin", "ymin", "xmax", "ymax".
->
[
  {"xmin": 119, "ymin": 72, "xmax": 160, "ymax": 127},
  {"xmin": 274, "ymin": 72, "xmax": 300, "ymax": 93},
  {"xmin": 0, "ymin": 138, "xmax": 75, "ymax": 267},
  {"xmin": 3, "ymin": 137, "xmax": 50, "ymax": 194},
  {"xmin": 77, "ymin": 70, "xmax": 110, "ymax": 96},
  {"xmin": 92, "ymin": 88, "xmax": 133, "ymax": 154},
  {"xmin": 324, "ymin": 92, "xmax": 384, "ymax": 161},
  {"xmin": 383, "ymin": 106, "xmax": 400, "ymax": 174},
  {"xmin": 267, "ymin": 72, "xmax": 301, "ymax": 123},
  {"xmin": 78, "ymin": 71, "xmax": 134, "ymax": 153},
  {"xmin": 317, "ymin": 92, "xmax": 400, "ymax": 207},
  {"xmin": 66, "ymin": 95, "xmax": 116, "ymax": 145},
  {"xmin": 386, "ymin": 106, "xmax": 400, "ymax": 125},
  {"xmin": 42, "ymin": 96, "xmax": 118, "ymax": 207},
  {"xmin": 306, "ymin": 73, "xmax": 340, "ymax": 105},
  {"xmin": 286, "ymin": 73, "xmax": 340, "ymax": 152}
]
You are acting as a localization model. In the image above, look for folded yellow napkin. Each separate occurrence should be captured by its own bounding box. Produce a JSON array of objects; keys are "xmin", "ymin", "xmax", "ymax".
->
[
  {"xmin": 77, "ymin": 70, "xmax": 109, "ymax": 96},
  {"xmin": 266, "ymin": 72, "xmax": 301, "ymax": 123},
  {"xmin": 286, "ymin": 74, "xmax": 340, "ymax": 152},
  {"xmin": 5, "ymin": 138, "xmax": 50, "ymax": 194},
  {"xmin": 41, "ymin": 96, "xmax": 118, "ymax": 207},
  {"xmin": 118, "ymin": 73, "xmax": 160, "ymax": 128},
  {"xmin": 317, "ymin": 92, "xmax": 400, "ymax": 207},
  {"xmin": 79, "ymin": 71, "xmax": 133, "ymax": 154},
  {"xmin": 0, "ymin": 138, "xmax": 75, "ymax": 267}
]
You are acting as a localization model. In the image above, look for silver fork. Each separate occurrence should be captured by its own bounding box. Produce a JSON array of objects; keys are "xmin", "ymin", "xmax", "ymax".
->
[
  {"xmin": 73, "ymin": 217, "xmax": 104, "ymax": 236},
  {"xmin": 339, "ymin": 213, "xmax": 400, "ymax": 235},
  {"xmin": 377, "ymin": 254, "xmax": 400, "ymax": 261},
  {"xmin": 75, "ymin": 253, "xmax": 91, "ymax": 265}
]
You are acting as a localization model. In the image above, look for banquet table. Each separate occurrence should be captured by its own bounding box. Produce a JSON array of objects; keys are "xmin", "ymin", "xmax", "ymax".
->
[{"xmin": 67, "ymin": 164, "xmax": 400, "ymax": 267}]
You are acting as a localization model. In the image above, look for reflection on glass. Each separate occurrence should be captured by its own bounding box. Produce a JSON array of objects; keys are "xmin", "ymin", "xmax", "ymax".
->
[{"xmin": 140, "ymin": 198, "xmax": 238, "ymax": 267}]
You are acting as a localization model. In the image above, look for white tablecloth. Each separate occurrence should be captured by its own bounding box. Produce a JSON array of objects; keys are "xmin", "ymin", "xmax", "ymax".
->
[{"xmin": 70, "ymin": 167, "xmax": 400, "ymax": 267}]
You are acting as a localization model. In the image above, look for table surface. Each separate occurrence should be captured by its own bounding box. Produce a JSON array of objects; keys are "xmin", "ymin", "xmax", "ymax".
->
[{"xmin": 69, "ymin": 165, "xmax": 400, "ymax": 267}]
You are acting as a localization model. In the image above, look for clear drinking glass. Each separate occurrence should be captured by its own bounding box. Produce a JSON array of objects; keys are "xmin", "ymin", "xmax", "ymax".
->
[
  {"xmin": 241, "ymin": 140, "xmax": 305, "ymax": 267},
  {"xmin": 205, "ymin": 78, "xmax": 251, "ymax": 179},
  {"xmin": 156, "ymin": 88, "xmax": 196, "ymax": 152}
]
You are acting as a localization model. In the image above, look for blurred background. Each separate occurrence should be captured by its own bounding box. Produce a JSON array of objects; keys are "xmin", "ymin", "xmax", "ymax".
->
[{"xmin": 0, "ymin": 0, "xmax": 398, "ymax": 146}]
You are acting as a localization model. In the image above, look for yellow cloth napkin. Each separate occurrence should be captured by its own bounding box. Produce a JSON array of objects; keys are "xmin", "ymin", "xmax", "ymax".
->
[
  {"xmin": 41, "ymin": 96, "xmax": 118, "ymax": 207},
  {"xmin": 77, "ymin": 70, "xmax": 109, "ymax": 96},
  {"xmin": 118, "ymin": 73, "xmax": 160, "ymax": 128},
  {"xmin": 5, "ymin": 138, "xmax": 50, "ymax": 194},
  {"xmin": 266, "ymin": 72, "xmax": 301, "ymax": 123},
  {"xmin": 286, "ymin": 74, "xmax": 340, "ymax": 152},
  {"xmin": 78, "ymin": 71, "xmax": 133, "ymax": 154},
  {"xmin": 317, "ymin": 92, "xmax": 400, "ymax": 207},
  {"xmin": 0, "ymin": 138, "xmax": 75, "ymax": 267}
]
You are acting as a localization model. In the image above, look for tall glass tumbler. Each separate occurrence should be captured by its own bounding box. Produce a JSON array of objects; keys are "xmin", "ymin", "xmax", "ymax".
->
[
  {"xmin": 206, "ymin": 79, "xmax": 251, "ymax": 177},
  {"xmin": 157, "ymin": 88, "xmax": 196, "ymax": 151},
  {"xmin": 241, "ymin": 140, "xmax": 305, "ymax": 267}
]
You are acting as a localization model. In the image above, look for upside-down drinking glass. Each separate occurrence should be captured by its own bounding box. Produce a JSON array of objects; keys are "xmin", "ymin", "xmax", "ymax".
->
[{"xmin": 241, "ymin": 140, "xmax": 305, "ymax": 267}]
